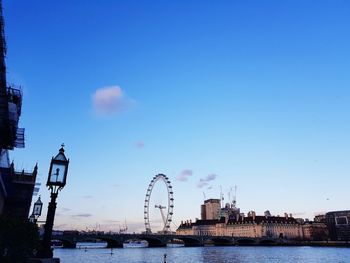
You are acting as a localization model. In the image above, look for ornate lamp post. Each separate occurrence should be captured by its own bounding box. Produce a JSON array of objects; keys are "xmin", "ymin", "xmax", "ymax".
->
[
  {"xmin": 29, "ymin": 195, "xmax": 43, "ymax": 224},
  {"xmin": 39, "ymin": 145, "xmax": 69, "ymax": 258},
  {"xmin": 29, "ymin": 214, "xmax": 35, "ymax": 224}
]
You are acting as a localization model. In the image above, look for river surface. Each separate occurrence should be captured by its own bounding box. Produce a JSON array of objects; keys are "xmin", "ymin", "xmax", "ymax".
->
[{"xmin": 54, "ymin": 242, "xmax": 350, "ymax": 263}]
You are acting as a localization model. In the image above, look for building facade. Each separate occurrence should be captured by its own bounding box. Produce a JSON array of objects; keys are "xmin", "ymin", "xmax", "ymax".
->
[
  {"xmin": 0, "ymin": 1, "xmax": 37, "ymax": 220},
  {"xmin": 176, "ymin": 199, "xmax": 327, "ymax": 240},
  {"xmin": 201, "ymin": 199, "xmax": 221, "ymax": 220},
  {"xmin": 302, "ymin": 222, "xmax": 329, "ymax": 241},
  {"xmin": 325, "ymin": 210, "xmax": 350, "ymax": 241},
  {"xmin": 177, "ymin": 214, "xmax": 304, "ymax": 240},
  {"xmin": 0, "ymin": 162, "xmax": 37, "ymax": 220}
]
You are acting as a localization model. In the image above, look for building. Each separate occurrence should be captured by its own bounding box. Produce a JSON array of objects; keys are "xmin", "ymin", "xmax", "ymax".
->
[
  {"xmin": 179, "ymin": 196, "xmax": 302, "ymax": 239},
  {"xmin": 302, "ymin": 221, "xmax": 329, "ymax": 241},
  {"xmin": 193, "ymin": 219, "xmax": 225, "ymax": 236},
  {"xmin": 201, "ymin": 199, "xmax": 221, "ymax": 220},
  {"xmin": 219, "ymin": 202, "xmax": 241, "ymax": 223},
  {"xmin": 0, "ymin": 162, "xmax": 37, "ymax": 220},
  {"xmin": 300, "ymin": 214, "xmax": 329, "ymax": 241},
  {"xmin": 226, "ymin": 215, "xmax": 303, "ymax": 239},
  {"xmin": 177, "ymin": 213, "xmax": 304, "ymax": 240},
  {"xmin": 0, "ymin": 1, "xmax": 24, "ymax": 151},
  {"xmin": 0, "ymin": 0, "xmax": 37, "ymax": 220},
  {"xmin": 178, "ymin": 195, "xmax": 335, "ymax": 241},
  {"xmin": 325, "ymin": 210, "xmax": 350, "ymax": 241},
  {"xmin": 314, "ymin": 214, "xmax": 326, "ymax": 223}
]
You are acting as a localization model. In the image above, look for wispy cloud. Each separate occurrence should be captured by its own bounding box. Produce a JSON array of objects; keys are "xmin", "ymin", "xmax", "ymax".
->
[
  {"xmin": 103, "ymin": 219, "xmax": 120, "ymax": 223},
  {"xmin": 197, "ymin": 173, "xmax": 218, "ymax": 188},
  {"xmin": 71, "ymin": 213, "xmax": 92, "ymax": 218},
  {"xmin": 136, "ymin": 141, "xmax": 145, "ymax": 149},
  {"xmin": 59, "ymin": 207, "xmax": 71, "ymax": 212},
  {"xmin": 176, "ymin": 169, "xmax": 193, "ymax": 182},
  {"xmin": 92, "ymin": 86, "xmax": 133, "ymax": 116}
]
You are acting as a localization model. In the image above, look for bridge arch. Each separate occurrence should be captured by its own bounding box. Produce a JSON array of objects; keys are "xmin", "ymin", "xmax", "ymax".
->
[
  {"xmin": 236, "ymin": 238, "xmax": 257, "ymax": 245},
  {"xmin": 210, "ymin": 237, "xmax": 235, "ymax": 246},
  {"xmin": 140, "ymin": 237, "xmax": 167, "ymax": 247},
  {"xmin": 99, "ymin": 237, "xmax": 124, "ymax": 248},
  {"xmin": 53, "ymin": 237, "xmax": 77, "ymax": 248},
  {"xmin": 259, "ymin": 239, "xmax": 277, "ymax": 245},
  {"xmin": 177, "ymin": 237, "xmax": 203, "ymax": 247}
]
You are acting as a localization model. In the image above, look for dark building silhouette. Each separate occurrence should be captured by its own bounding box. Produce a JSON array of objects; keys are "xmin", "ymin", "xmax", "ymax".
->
[
  {"xmin": 0, "ymin": 0, "xmax": 37, "ymax": 219},
  {"xmin": 325, "ymin": 210, "xmax": 350, "ymax": 241},
  {"xmin": 0, "ymin": 162, "xmax": 37, "ymax": 220},
  {"xmin": 0, "ymin": 0, "xmax": 24, "ymax": 150}
]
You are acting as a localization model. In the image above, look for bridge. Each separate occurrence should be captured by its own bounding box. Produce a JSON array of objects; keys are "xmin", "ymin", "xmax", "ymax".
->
[{"xmin": 51, "ymin": 233, "xmax": 289, "ymax": 248}]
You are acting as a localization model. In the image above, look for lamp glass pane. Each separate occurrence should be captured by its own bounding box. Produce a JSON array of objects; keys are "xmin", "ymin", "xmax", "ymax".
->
[
  {"xmin": 49, "ymin": 163, "xmax": 66, "ymax": 184},
  {"xmin": 34, "ymin": 204, "xmax": 42, "ymax": 216}
]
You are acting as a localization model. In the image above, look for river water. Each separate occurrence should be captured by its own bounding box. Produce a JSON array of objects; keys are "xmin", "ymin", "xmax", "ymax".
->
[{"xmin": 54, "ymin": 242, "xmax": 350, "ymax": 263}]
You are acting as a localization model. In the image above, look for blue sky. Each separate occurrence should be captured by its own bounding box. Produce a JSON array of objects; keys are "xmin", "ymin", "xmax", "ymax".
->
[{"xmin": 4, "ymin": 0, "xmax": 350, "ymax": 232}]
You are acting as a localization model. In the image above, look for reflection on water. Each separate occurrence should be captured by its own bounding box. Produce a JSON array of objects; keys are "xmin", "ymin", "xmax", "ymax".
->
[{"xmin": 54, "ymin": 243, "xmax": 350, "ymax": 263}]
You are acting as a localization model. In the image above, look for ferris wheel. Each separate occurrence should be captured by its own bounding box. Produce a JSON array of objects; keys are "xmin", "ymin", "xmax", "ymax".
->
[{"xmin": 144, "ymin": 174, "xmax": 174, "ymax": 234}]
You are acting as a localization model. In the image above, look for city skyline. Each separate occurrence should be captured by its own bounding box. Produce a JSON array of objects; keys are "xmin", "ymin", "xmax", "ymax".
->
[{"xmin": 4, "ymin": 0, "xmax": 350, "ymax": 232}]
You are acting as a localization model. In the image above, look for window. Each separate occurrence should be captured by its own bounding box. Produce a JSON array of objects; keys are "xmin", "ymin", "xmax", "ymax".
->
[{"xmin": 335, "ymin": 216, "xmax": 348, "ymax": 225}]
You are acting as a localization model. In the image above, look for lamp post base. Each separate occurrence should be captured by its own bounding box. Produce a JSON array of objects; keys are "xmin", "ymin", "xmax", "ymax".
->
[
  {"xmin": 40, "ymin": 192, "xmax": 58, "ymax": 259},
  {"xmin": 36, "ymin": 248, "xmax": 54, "ymax": 259}
]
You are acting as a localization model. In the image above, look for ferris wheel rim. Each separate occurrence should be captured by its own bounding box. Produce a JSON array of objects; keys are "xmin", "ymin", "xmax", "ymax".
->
[{"xmin": 144, "ymin": 174, "xmax": 174, "ymax": 234}]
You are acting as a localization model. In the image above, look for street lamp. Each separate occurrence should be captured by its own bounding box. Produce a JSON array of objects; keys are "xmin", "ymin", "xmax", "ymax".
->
[
  {"xmin": 39, "ymin": 145, "xmax": 69, "ymax": 258},
  {"xmin": 29, "ymin": 195, "xmax": 43, "ymax": 224},
  {"xmin": 29, "ymin": 214, "xmax": 35, "ymax": 224}
]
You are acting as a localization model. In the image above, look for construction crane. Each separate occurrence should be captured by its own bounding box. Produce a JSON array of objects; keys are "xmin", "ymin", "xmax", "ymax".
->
[
  {"xmin": 233, "ymin": 185, "xmax": 237, "ymax": 207},
  {"xmin": 119, "ymin": 219, "xmax": 128, "ymax": 234},
  {"xmin": 155, "ymin": 204, "xmax": 167, "ymax": 227},
  {"xmin": 220, "ymin": 185, "xmax": 224, "ymax": 208}
]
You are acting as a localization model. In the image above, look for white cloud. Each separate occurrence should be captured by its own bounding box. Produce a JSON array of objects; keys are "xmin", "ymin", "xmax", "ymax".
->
[
  {"xmin": 197, "ymin": 173, "xmax": 218, "ymax": 188},
  {"xmin": 92, "ymin": 86, "xmax": 132, "ymax": 116},
  {"xmin": 176, "ymin": 169, "xmax": 193, "ymax": 182}
]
